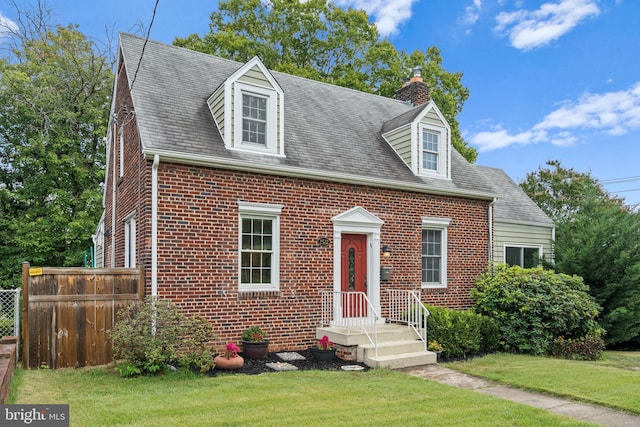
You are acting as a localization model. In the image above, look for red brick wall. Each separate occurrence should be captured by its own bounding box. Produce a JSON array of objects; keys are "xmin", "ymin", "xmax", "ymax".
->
[{"xmin": 152, "ymin": 163, "xmax": 489, "ymax": 351}]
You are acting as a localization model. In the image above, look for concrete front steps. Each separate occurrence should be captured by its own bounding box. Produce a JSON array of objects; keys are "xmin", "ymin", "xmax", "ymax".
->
[{"xmin": 316, "ymin": 324, "xmax": 437, "ymax": 369}]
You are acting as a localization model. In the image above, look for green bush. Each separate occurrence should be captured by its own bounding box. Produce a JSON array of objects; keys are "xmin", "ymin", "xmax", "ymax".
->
[
  {"xmin": 472, "ymin": 265, "xmax": 603, "ymax": 355},
  {"xmin": 110, "ymin": 297, "xmax": 216, "ymax": 376},
  {"xmin": 550, "ymin": 333, "xmax": 606, "ymax": 361},
  {"xmin": 425, "ymin": 305, "xmax": 499, "ymax": 359}
]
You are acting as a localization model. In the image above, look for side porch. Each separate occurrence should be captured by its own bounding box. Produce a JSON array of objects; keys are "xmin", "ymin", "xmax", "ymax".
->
[{"xmin": 317, "ymin": 290, "xmax": 438, "ymax": 369}]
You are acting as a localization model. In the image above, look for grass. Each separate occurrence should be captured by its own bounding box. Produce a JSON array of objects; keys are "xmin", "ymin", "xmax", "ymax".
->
[
  {"xmin": 10, "ymin": 366, "xmax": 590, "ymax": 426},
  {"xmin": 448, "ymin": 351, "xmax": 640, "ymax": 414}
]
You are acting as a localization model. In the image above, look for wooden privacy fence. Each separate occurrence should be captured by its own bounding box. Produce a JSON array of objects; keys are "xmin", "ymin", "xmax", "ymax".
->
[{"xmin": 22, "ymin": 262, "xmax": 144, "ymax": 369}]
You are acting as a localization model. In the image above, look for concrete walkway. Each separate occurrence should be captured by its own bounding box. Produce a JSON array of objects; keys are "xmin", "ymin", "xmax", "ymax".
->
[{"xmin": 399, "ymin": 364, "xmax": 640, "ymax": 427}]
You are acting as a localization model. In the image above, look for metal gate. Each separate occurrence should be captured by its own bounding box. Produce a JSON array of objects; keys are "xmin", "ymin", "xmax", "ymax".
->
[{"xmin": 0, "ymin": 289, "xmax": 20, "ymax": 356}]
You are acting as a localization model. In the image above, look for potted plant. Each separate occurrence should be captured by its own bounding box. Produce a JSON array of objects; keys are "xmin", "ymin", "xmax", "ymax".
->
[
  {"xmin": 428, "ymin": 340, "xmax": 444, "ymax": 362},
  {"xmin": 241, "ymin": 325, "xmax": 269, "ymax": 360},
  {"xmin": 214, "ymin": 342, "xmax": 244, "ymax": 370},
  {"xmin": 311, "ymin": 335, "xmax": 336, "ymax": 361}
]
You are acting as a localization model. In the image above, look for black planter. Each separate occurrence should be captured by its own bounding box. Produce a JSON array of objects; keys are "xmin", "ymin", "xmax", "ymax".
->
[
  {"xmin": 241, "ymin": 340, "xmax": 269, "ymax": 360},
  {"xmin": 311, "ymin": 347, "xmax": 336, "ymax": 362}
]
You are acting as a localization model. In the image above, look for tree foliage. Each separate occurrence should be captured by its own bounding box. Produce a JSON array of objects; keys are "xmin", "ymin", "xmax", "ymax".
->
[
  {"xmin": 173, "ymin": 0, "xmax": 476, "ymax": 162},
  {"xmin": 0, "ymin": 18, "xmax": 112, "ymax": 288},
  {"xmin": 520, "ymin": 160, "xmax": 640, "ymax": 347}
]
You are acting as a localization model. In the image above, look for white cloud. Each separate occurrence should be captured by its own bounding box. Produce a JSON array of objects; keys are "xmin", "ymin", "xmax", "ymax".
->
[
  {"xmin": 0, "ymin": 12, "xmax": 18, "ymax": 40},
  {"xmin": 494, "ymin": 0, "xmax": 600, "ymax": 50},
  {"xmin": 335, "ymin": 0, "xmax": 418, "ymax": 37},
  {"xmin": 462, "ymin": 0, "xmax": 483, "ymax": 26},
  {"xmin": 471, "ymin": 82, "xmax": 640, "ymax": 152}
]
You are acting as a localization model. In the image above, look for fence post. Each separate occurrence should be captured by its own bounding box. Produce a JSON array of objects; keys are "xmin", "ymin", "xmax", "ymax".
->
[{"xmin": 21, "ymin": 262, "xmax": 29, "ymax": 369}]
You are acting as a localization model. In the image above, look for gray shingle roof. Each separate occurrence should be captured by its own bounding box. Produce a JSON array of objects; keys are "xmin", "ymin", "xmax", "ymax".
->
[
  {"xmin": 118, "ymin": 33, "xmax": 496, "ymax": 199},
  {"xmin": 475, "ymin": 165, "xmax": 554, "ymax": 225}
]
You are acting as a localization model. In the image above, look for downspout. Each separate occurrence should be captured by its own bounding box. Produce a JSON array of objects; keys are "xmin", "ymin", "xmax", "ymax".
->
[
  {"xmin": 488, "ymin": 198, "xmax": 496, "ymax": 268},
  {"xmin": 151, "ymin": 154, "xmax": 160, "ymax": 297}
]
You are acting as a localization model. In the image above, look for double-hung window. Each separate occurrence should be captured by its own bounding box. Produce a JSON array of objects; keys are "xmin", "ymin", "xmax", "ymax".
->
[
  {"xmin": 418, "ymin": 123, "xmax": 447, "ymax": 178},
  {"xmin": 421, "ymin": 218, "xmax": 450, "ymax": 288},
  {"xmin": 242, "ymin": 93, "xmax": 267, "ymax": 145},
  {"xmin": 422, "ymin": 130, "xmax": 439, "ymax": 171},
  {"xmin": 233, "ymin": 82, "xmax": 279, "ymax": 154},
  {"xmin": 238, "ymin": 201, "xmax": 283, "ymax": 292},
  {"xmin": 505, "ymin": 245, "xmax": 541, "ymax": 268}
]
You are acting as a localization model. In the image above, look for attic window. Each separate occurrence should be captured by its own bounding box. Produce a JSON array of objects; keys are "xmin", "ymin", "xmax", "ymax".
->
[
  {"xmin": 422, "ymin": 130, "xmax": 439, "ymax": 171},
  {"xmin": 242, "ymin": 93, "xmax": 267, "ymax": 145},
  {"xmin": 418, "ymin": 123, "xmax": 447, "ymax": 177},
  {"xmin": 233, "ymin": 82, "xmax": 278, "ymax": 154}
]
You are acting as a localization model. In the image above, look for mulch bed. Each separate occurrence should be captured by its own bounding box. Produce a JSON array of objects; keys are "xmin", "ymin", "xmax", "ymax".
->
[{"xmin": 208, "ymin": 349, "xmax": 370, "ymax": 376}]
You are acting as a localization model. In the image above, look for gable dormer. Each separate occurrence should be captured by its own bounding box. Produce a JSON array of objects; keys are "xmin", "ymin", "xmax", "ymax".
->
[
  {"xmin": 382, "ymin": 100, "xmax": 452, "ymax": 180},
  {"xmin": 207, "ymin": 56, "xmax": 285, "ymax": 157}
]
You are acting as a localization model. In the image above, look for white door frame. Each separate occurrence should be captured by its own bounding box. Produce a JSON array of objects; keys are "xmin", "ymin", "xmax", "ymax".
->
[{"xmin": 331, "ymin": 207, "xmax": 384, "ymax": 325}]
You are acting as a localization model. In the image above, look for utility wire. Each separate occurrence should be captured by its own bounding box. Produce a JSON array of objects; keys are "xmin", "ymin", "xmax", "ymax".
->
[
  {"xmin": 601, "ymin": 176, "xmax": 640, "ymax": 185},
  {"xmin": 129, "ymin": 0, "xmax": 160, "ymax": 93}
]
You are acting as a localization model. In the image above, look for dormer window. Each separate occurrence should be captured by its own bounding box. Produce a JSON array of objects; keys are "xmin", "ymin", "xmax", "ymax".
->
[
  {"xmin": 234, "ymin": 83, "xmax": 278, "ymax": 154},
  {"xmin": 208, "ymin": 56, "xmax": 285, "ymax": 157},
  {"xmin": 418, "ymin": 123, "xmax": 447, "ymax": 177},
  {"xmin": 422, "ymin": 129, "xmax": 439, "ymax": 171},
  {"xmin": 242, "ymin": 93, "xmax": 267, "ymax": 145}
]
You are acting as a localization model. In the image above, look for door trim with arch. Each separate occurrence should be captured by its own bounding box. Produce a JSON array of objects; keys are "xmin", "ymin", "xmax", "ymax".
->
[{"xmin": 331, "ymin": 206, "xmax": 384, "ymax": 325}]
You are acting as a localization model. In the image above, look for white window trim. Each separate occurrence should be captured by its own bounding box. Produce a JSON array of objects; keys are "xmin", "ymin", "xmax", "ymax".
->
[
  {"xmin": 124, "ymin": 212, "xmax": 136, "ymax": 268},
  {"xmin": 418, "ymin": 123, "xmax": 447, "ymax": 178},
  {"xmin": 421, "ymin": 217, "xmax": 450, "ymax": 289},
  {"xmin": 233, "ymin": 82, "xmax": 279, "ymax": 155},
  {"xmin": 503, "ymin": 243, "xmax": 543, "ymax": 267},
  {"xmin": 238, "ymin": 201, "xmax": 283, "ymax": 292}
]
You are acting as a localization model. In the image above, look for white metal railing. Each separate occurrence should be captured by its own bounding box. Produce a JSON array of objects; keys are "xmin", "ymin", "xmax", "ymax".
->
[
  {"xmin": 320, "ymin": 291, "xmax": 381, "ymax": 357},
  {"xmin": 386, "ymin": 289, "xmax": 429, "ymax": 351}
]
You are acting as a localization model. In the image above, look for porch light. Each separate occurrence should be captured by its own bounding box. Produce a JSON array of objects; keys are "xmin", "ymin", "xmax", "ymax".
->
[{"xmin": 381, "ymin": 245, "xmax": 392, "ymax": 258}]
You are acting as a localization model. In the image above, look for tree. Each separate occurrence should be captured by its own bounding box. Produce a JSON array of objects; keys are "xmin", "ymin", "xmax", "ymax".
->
[
  {"xmin": 0, "ymin": 16, "xmax": 113, "ymax": 288},
  {"xmin": 520, "ymin": 160, "xmax": 640, "ymax": 346},
  {"xmin": 173, "ymin": 0, "xmax": 477, "ymax": 162}
]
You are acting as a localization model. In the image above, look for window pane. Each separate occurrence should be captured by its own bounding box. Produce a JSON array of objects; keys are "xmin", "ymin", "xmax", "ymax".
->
[
  {"xmin": 505, "ymin": 246, "xmax": 522, "ymax": 266},
  {"xmin": 523, "ymin": 247, "xmax": 540, "ymax": 268},
  {"xmin": 423, "ymin": 152, "xmax": 438, "ymax": 171}
]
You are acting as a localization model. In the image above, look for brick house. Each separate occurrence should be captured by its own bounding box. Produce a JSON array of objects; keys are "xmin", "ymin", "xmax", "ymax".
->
[{"xmin": 94, "ymin": 34, "xmax": 552, "ymax": 362}]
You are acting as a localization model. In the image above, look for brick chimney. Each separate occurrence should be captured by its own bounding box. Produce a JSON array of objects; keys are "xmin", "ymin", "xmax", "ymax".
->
[{"xmin": 394, "ymin": 67, "xmax": 430, "ymax": 106}]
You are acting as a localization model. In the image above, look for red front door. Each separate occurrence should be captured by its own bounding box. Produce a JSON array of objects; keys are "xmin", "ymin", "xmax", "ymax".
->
[{"xmin": 341, "ymin": 234, "xmax": 367, "ymax": 317}]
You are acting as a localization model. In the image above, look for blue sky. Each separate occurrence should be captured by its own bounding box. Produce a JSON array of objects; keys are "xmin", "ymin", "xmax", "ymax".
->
[{"xmin": 2, "ymin": 0, "xmax": 639, "ymax": 207}]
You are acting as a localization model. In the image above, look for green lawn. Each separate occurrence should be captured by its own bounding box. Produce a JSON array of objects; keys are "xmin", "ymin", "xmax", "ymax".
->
[
  {"xmin": 448, "ymin": 351, "xmax": 640, "ymax": 414},
  {"xmin": 10, "ymin": 366, "xmax": 590, "ymax": 426}
]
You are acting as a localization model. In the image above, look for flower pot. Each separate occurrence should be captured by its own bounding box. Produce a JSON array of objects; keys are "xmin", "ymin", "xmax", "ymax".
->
[
  {"xmin": 214, "ymin": 355, "xmax": 244, "ymax": 370},
  {"xmin": 242, "ymin": 340, "xmax": 269, "ymax": 360},
  {"xmin": 311, "ymin": 347, "xmax": 336, "ymax": 362}
]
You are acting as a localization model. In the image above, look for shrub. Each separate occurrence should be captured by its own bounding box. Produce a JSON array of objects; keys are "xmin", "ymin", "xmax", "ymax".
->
[
  {"xmin": 550, "ymin": 333, "xmax": 606, "ymax": 361},
  {"xmin": 425, "ymin": 305, "xmax": 499, "ymax": 359},
  {"xmin": 110, "ymin": 297, "xmax": 216, "ymax": 376},
  {"xmin": 472, "ymin": 265, "xmax": 604, "ymax": 355}
]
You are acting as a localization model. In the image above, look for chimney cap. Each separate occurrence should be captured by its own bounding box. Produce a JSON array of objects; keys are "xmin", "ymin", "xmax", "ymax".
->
[{"xmin": 409, "ymin": 66, "xmax": 423, "ymax": 83}]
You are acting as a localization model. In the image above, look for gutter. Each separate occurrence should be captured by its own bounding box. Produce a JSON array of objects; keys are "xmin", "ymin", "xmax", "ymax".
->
[
  {"xmin": 151, "ymin": 154, "xmax": 159, "ymax": 297},
  {"xmin": 142, "ymin": 149, "xmax": 497, "ymax": 202}
]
